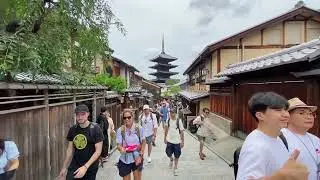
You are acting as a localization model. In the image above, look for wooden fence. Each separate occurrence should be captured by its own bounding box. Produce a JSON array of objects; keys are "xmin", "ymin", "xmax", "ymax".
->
[{"xmin": 0, "ymin": 90, "xmax": 121, "ymax": 180}]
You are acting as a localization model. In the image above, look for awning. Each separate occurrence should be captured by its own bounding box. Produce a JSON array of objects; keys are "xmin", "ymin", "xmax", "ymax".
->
[{"xmin": 179, "ymin": 90, "xmax": 210, "ymax": 101}]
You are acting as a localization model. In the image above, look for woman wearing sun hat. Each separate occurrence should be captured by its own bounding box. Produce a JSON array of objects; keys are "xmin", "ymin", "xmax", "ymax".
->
[{"xmin": 281, "ymin": 97, "xmax": 319, "ymax": 180}]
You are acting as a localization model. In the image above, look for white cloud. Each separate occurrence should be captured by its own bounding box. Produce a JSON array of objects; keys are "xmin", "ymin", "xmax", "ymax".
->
[{"xmin": 109, "ymin": 0, "xmax": 320, "ymax": 80}]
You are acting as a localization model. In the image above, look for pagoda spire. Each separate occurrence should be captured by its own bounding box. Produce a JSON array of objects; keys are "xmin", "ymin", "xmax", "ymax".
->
[{"xmin": 162, "ymin": 34, "xmax": 165, "ymax": 53}]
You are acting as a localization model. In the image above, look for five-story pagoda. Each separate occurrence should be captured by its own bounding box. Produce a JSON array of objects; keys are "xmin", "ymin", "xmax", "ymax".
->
[{"xmin": 149, "ymin": 37, "xmax": 178, "ymax": 84}]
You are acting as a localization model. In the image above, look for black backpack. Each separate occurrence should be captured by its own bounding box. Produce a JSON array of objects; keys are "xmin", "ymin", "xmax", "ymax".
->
[
  {"xmin": 231, "ymin": 133, "xmax": 289, "ymax": 179},
  {"xmin": 188, "ymin": 116, "xmax": 203, "ymax": 134}
]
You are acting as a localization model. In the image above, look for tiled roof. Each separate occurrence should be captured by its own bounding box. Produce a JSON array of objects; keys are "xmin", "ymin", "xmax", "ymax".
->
[
  {"xmin": 149, "ymin": 71, "xmax": 178, "ymax": 76},
  {"xmin": 216, "ymin": 38, "xmax": 320, "ymax": 77},
  {"xmin": 125, "ymin": 86, "xmax": 142, "ymax": 93},
  {"xmin": 179, "ymin": 90, "xmax": 210, "ymax": 101},
  {"xmin": 142, "ymin": 79, "xmax": 162, "ymax": 88},
  {"xmin": 14, "ymin": 72, "xmax": 62, "ymax": 84},
  {"xmin": 183, "ymin": 6, "xmax": 320, "ymax": 75},
  {"xmin": 150, "ymin": 52, "xmax": 178, "ymax": 62},
  {"xmin": 112, "ymin": 56, "xmax": 139, "ymax": 72},
  {"xmin": 149, "ymin": 63, "xmax": 178, "ymax": 69},
  {"xmin": 205, "ymin": 76, "xmax": 231, "ymax": 85},
  {"xmin": 106, "ymin": 91, "xmax": 120, "ymax": 99}
]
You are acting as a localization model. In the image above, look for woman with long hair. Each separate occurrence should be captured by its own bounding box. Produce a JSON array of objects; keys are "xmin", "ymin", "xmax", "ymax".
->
[
  {"xmin": 116, "ymin": 109, "xmax": 146, "ymax": 180},
  {"xmin": 0, "ymin": 139, "xmax": 20, "ymax": 180}
]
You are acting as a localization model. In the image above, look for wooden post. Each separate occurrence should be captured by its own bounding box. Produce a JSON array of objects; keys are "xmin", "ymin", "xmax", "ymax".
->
[
  {"xmin": 103, "ymin": 90, "xmax": 106, "ymax": 106},
  {"xmin": 73, "ymin": 91, "xmax": 76, "ymax": 124},
  {"xmin": 92, "ymin": 90, "xmax": 97, "ymax": 122},
  {"xmin": 44, "ymin": 90, "xmax": 51, "ymax": 180}
]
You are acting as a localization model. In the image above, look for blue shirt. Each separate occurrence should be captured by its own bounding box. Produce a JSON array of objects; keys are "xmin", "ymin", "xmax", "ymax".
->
[
  {"xmin": 0, "ymin": 141, "xmax": 20, "ymax": 174},
  {"xmin": 116, "ymin": 125, "xmax": 145, "ymax": 164},
  {"xmin": 160, "ymin": 107, "xmax": 169, "ymax": 121}
]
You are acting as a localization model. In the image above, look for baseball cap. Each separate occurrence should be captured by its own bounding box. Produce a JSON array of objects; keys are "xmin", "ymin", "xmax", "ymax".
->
[
  {"xmin": 75, "ymin": 104, "xmax": 89, "ymax": 113},
  {"xmin": 143, "ymin": 104, "xmax": 150, "ymax": 110}
]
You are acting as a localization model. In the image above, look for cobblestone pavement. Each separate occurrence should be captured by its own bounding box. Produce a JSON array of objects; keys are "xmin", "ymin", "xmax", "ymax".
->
[{"xmin": 97, "ymin": 127, "xmax": 234, "ymax": 180}]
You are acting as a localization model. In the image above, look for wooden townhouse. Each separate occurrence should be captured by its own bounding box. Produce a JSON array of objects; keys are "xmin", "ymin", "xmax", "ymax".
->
[{"xmin": 183, "ymin": 2, "xmax": 320, "ymax": 135}]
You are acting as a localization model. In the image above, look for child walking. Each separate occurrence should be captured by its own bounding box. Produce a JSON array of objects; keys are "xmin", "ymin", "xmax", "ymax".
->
[{"xmin": 164, "ymin": 107, "xmax": 184, "ymax": 176}]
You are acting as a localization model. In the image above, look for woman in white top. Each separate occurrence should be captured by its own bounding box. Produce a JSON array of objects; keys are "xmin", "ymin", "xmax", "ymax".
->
[
  {"xmin": 193, "ymin": 107, "xmax": 211, "ymax": 160},
  {"xmin": 281, "ymin": 97, "xmax": 319, "ymax": 180}
]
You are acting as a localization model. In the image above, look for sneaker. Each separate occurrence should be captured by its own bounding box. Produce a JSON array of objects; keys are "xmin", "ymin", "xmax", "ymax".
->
[
  {"xmin": 147, "ymin": 157, "xmax": 152, "ymax": 163},
  {"xmin": 169, "ymin": 160, "xmax": 173, "ymax": 169},
  {"xmin": 173, "ymin": 169, "xmax": 178, "ymax": 176}
]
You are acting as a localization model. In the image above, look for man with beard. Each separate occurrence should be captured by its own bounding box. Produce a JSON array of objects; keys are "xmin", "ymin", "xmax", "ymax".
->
[{"xmin": 58, "ymin": 104, "xmax": 104, "ymax": 180}]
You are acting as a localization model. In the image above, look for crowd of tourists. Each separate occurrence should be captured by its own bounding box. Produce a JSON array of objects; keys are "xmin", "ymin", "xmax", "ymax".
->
[{"xmin": 2, "ymin": 92, "xmax": 319, "ymax": 180}]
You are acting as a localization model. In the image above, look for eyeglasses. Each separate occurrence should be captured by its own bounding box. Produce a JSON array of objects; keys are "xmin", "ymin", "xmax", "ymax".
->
[
  {"xmin": 123, "ymin": 116, "xmax": 132, "ymax": 120},
  {"xmin": 298, "ymin": 112, "xmax": 316, "ymax": 118}
]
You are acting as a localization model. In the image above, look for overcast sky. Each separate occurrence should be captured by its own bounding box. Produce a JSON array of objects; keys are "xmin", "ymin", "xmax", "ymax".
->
[{"xmin": 108, "ymin": 0, "xmax": 320, "ymax": 81}]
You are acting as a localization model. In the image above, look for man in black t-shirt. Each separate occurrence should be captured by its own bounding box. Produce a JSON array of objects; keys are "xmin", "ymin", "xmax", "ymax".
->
[{"xmin": 58, "ymin": 104, "xmax": 104, "ymax": 180}]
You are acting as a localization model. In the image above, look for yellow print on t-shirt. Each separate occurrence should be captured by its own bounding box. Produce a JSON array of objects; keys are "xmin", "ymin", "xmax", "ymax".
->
[{"xmin": 73, "ymin": 134, "xmax": 87, "ymax": 150}]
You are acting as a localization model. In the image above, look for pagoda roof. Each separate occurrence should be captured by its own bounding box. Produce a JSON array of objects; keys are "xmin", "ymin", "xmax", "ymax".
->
[
  {"xmin": 150, "ymin": 52, "xmax": 177, "ymax": 62},
  {"xmin": 151, "ymin": 78, "xmax": 169, "ymax": 83},
  {"xmin": 149, "ymin": 63, "xmax": 178, "ymax": 69},
  {"xmin": 149, "ymin": 71, "xmax": 178, "ymax": 76}
]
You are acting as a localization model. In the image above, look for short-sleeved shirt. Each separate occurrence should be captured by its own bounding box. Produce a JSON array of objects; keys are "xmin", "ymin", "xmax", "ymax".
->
[
  {"xmin": 0, "ymin": 141, "xmax": 20, "ymax": 174},
  {"xmin": 139, "ymin": 113, "xmax": 158, "ymax": 137},
  {"xmin": 160, "ymin": 107, "xmax": 169, "ymax": 121},
  {"xmin": 166, "ymin": 118, "xmax": 184, "ymax": 144},
  {"xmin": 116, "ymin": 125, "xmax": 145, "ymax": 164},
  {"xmin": 282, "ymin": 128, "xmax": 320, "ymax": 180},
  {"xmin": 237, "ymin": 129, "xmax": 289, "ymax": 180},
  {"xmin": 67, "ymin": 123, "xmax": 104, "ymax": 173}
]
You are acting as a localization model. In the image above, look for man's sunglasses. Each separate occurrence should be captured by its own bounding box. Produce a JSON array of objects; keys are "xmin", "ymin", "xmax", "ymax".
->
[{"xmin": 123, "ymin": 116, "xmax": 132, "ymax": 120}]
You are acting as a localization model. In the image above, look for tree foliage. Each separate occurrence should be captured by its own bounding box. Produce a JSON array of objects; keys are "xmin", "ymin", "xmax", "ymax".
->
[
  {"xmin": 87, "ymin": 74, "xmax": 127, "ymax": 93},
  {"xmin": 0, "ymin": 0, "xmax": 125, "ymax": 82}
]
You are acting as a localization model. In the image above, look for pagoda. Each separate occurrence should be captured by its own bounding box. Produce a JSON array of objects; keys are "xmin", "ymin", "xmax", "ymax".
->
[{"xmin": 149, "ymin": 37, "xmax": 178, "ymax": 84}]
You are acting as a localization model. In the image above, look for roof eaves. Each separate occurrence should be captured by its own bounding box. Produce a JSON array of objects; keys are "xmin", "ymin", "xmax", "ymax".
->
[{"xmin": 183, "ymin": 6, "xmax": 320, "ymax": 75}]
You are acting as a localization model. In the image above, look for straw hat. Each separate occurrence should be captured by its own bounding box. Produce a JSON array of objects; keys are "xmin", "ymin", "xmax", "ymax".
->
[{"xmin": 288, "ymin": 97, "xmax": 317, "ymax": 112}]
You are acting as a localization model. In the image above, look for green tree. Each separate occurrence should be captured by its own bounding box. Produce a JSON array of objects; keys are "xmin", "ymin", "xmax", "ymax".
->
[{"xmin": 0, "ymin": 0, "xmax": 125, "ymax": 83}]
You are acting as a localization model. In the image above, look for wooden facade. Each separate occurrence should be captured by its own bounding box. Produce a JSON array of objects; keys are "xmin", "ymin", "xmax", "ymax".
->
[
  {"xmin": 209, "ymin": 51, "xmax": 320, "ymax": 136},
  {"xmin": 183, "ymin": 6, "xmax": 320, "ymax": 121},
  {"xmin": 0, "ymin": 87, "xmax": 121, "ymax": 180}
]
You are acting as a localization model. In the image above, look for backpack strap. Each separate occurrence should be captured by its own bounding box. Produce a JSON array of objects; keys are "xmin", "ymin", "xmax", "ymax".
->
[
  {"xmin": 279, "ymin": 132, "xmax": 289, "ymax": 151},
  {"xmin": 139, "ymin": 114, "xmax": 143, "ymax": 126},
  {"xmin": 176, "ymin": 119, "xmax": 181, "ymax": 134},
  {"xmin": 134, "ymin": 124, "xmax": 142, "ymax": 144},
  {"xmin": 120, "ymin": 125, "xmax": 126, "ymax": 146}
]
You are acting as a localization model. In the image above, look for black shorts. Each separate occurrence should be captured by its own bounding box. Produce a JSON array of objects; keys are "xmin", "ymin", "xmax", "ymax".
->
[
  {"xmin": 117, "ymin": 160, "xmax": 143, "ymax": 177},
  {"xmin": 166, "ymin": 142, "xmax": 181, "ymax": 158},
  {"xmin": 66, "ymin": 169, "xmax": 98, "ymax": 180},
  {"xmin": 0, "ymin": 170, "xmax": 16, "ymax": 180}
]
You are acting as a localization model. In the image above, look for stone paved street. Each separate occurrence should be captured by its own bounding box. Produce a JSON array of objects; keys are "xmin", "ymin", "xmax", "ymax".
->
[{"xmin": 97, "ymin": 127, "xmax": 234, "ymax": 180}]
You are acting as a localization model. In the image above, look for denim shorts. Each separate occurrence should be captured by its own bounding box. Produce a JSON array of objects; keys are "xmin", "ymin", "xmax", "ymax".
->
[
  {"xmin": 165, "ymin": 142, "xmax": 181, "ymax": 158},
  {"xmin": 117, "ymin": 159, "xmax": 143, "ymax": 177},
  {"xmin": 146, "ymin": 135, "xmax": 153, "ymax": 144}
]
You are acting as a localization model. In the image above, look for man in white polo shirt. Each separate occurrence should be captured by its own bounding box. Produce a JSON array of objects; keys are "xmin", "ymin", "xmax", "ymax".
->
[{"xmin": 139, "ymin": 104, "xmax": 158, "ymax": 163}]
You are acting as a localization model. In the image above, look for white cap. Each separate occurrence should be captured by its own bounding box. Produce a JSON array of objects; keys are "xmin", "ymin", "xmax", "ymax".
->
[{"xmin": 143, "ymin": 104, "xmax": 150, "ymax": 110}]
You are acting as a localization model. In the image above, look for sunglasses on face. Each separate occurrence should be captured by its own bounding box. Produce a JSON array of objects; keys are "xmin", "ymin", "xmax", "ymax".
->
[{"xmin": 123, "ymin": 116, "xmax": 132, "ymax": 120}]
